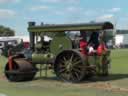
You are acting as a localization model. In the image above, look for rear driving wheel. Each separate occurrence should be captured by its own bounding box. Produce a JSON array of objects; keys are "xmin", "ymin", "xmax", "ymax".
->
[{"xmin": 54, "ymin": 50, "xmax": 86, "ymax": 83}]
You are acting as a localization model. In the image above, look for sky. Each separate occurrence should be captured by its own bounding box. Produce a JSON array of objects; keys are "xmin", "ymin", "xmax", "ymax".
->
[{"xmin": 0, "ymin": 0, "xmax": 128, "ymax": 36}]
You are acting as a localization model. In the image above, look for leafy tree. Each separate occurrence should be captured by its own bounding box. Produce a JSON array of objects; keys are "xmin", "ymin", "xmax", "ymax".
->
[{"xmin": 0, "ymin": 25, "xmax": 15, "ymax": 36}]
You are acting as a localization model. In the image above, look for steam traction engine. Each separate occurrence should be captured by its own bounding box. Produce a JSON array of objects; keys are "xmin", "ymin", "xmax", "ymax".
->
[{"xmin": 4, "ymin": 22, "xmax": 114, "ymax": 83}]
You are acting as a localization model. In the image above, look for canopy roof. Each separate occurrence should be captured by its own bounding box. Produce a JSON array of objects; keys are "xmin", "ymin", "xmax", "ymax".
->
[{"xmin": 28, "ymin": 21, "xmax": 114, "ymax": 32}]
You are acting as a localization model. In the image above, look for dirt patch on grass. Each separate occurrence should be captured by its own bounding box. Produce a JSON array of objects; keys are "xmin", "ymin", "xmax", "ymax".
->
[
  {"xmin": 0, "ymin": 75, "xmax": 6, "ymax": 80},
  {"xmin": 78, "ymin": 82, "xmax": 128, "ymax": 93}
]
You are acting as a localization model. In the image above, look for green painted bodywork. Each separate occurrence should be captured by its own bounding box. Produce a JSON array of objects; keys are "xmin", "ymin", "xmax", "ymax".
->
[
  {"xmin": 28, "ymin": 26, "xmax": 102, "ymax": 32},
  {"xmin": 28, "ymin": 22, "xmax": 114, "ymax": 32},
  {"xmin": 50, "ymin": 34, "xmax": 72, "ymax": 55},
  {"xmin": 32, "ymin": 53, "xmax": 54, "ymax": 64}
]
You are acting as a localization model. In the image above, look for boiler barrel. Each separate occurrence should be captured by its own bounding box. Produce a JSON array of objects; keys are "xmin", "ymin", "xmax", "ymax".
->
[{"xmin": 32, "ymin": 53, "xmax": 54, "ymax": 64}]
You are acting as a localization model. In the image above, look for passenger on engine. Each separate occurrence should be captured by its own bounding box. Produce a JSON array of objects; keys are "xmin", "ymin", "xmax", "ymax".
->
[
  {"xmin": 87, "ymin": 32, "xmax": 99, "ymax": 55},
  {"xmin": 97, "ymin": 41, "xmax": 107, "ymax": 56},
  {"xmin": 79, "ymin": 37, "xmax": 88, "ymax": 56},
  {"xmin": 88, "ymin": 32, "xmax": 99, "ymax": 50},
  {"xmin": 97, "ymin": 31, "xmax": 107, "ymax": 55},
  {"xmin": 96, "ymin": 31, "xmax": 107, "ymax": 75}
]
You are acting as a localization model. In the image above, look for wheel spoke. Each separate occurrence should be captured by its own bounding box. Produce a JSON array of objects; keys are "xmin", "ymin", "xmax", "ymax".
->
[
  {"xmin": 59, "ymin": 60, "xmax": 65, "ymax": 64},
  {"xmin": 73, "ymin": 60, "xmax": 82, "ymax": 65},
  {"xmin": 74, "ymin": 72, "xmax": 80, "ymax": 80},
  {"xmin": 59, "ymin": 67, "xmax": 67, "ymax": 73},
  {"xmin": 69, "ymin": 54, "xmax": 74, "ymax": 62},
  {"xmin": 59, "ymin": 64, "xmax": 66, "ymax": 68},
  {"xmin": 63, "ymin": 57, "xmax": 67, "ymax": 62},
  {"xmin": 72, "ymin": 68, "xmax": 81, "ymax": 73},
  {"xmin": 59, "ymin": 57, "xmax": 68, "ymax": 66},
  {"xmin": 72, "ymin": 58, "xmax": 79, "ymax": 63},
  {"xmin": 74, "ymin": 65, "xmax": 85, "ymax": 69},
  {"xmin": 70, "ymin": 73, "xmax": 76, "ymax": 81}
]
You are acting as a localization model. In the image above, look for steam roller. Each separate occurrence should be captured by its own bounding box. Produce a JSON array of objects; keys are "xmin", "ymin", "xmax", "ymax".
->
[{"xmin": 4, "ymin": 21, "xmax": 114, "ymax": 83}]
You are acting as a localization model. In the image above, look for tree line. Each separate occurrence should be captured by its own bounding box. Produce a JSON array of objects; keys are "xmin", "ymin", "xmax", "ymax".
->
[{"xmin": 0, "ymin": 25, "xmax": 15, "ymax": 36}]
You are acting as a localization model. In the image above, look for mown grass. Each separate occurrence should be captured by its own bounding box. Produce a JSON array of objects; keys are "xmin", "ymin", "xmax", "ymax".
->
[
  {"xmin": 111, "ymin": 49, "xmax": 128, "ymax": 74},
  {"xmin": 0, "ymin": 55, "xmax": 7, "ymax": 75},
  {"xmin": 0, "ymin": 49, "xmax": 128, "ymax": 96}
]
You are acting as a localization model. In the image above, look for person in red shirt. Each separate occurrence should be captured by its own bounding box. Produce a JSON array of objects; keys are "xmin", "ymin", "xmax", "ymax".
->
[
  {"xmin": 97, "ymin": 42, "xmax": 107, "ymax": 56},
  {"xmin": 96, "ymin": 32, "xmax": 108, "ymax": 75},
  {"xmin": 97, "ymin": 31, "xmax": 107, "ymax": 56},
  {"xmin": 80, "ymin": 38, "xmax": 88, "ymax": 56}
]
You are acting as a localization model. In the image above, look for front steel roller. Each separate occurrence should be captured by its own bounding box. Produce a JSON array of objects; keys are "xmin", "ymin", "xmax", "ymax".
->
[
  {"xmin": 54, "ymin": 50, "xmax": 86, "ymax": 83},
  {"xmin": 5, "ymin": 58, "xmax": 37, "ymax": 82}
]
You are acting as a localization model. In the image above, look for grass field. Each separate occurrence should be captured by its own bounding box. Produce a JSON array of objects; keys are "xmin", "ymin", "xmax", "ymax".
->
[{"xmin": 0, "ymin": 49, "xmax": 128, "ymax": 96}]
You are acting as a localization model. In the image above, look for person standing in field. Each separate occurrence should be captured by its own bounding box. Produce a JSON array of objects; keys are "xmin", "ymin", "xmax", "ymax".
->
[{"xmin": 96, "ymin": 31, "xmax": 108, "ymax": 75}]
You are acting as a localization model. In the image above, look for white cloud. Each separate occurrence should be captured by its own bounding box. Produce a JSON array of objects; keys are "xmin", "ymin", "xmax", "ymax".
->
[
  {"xmin": 66, "ymin": 7, "xmax": 77, "ymax": 12},
  {"xmin": 0, "ymin": 9, "xmax": 16, "ymax": 18},
  {"xmin": 84, "ymin": 10, "xmax": 97, "ymax": 16},
  {"xmin": 96, "ymin": 14, "xmax": 114, "ymax": 21},
  {"xmin": 109, "ymin": 7, "xmax": 121, "ymax": 13},
  {"xmin": 40, "ymin": 0, "xmax": 79, "ymax": 3},
  {"xmin": 0, "ymin": 0, "xmax": 20, "ymax": 3},
  {"xmin": 53, "ymin": 6, "xmax": 82, "ymax": 16},
  {"xmin": 30, "ymin": 6, "xmax": 50, "ymax": 11},
  {"xmin": 41, "ymin": 0, "xmax": 60, "ymax": 3},
  {"xmin": 66, "ymin": 6, "xmax": 83, "ymax": 13},
  {"xmin": 54, "ymin": 11, "xmax": 64, "ymax": 15}
]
